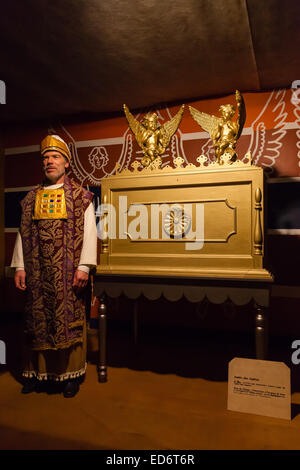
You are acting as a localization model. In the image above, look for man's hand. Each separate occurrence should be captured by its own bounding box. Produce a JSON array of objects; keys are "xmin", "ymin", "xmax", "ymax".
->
[
  {"xmin": 14, "ymin": 270, "xmax": 26, "ymax": 290},
  {"xmin": 72, "ymin": 269, "xmax": 89, "ymax": 290}
]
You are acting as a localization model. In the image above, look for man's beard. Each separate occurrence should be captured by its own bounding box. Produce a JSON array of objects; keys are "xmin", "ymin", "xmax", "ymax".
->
[{"xmin": 44, "ymin": 168, "xmax": 65, "ymax": 184}]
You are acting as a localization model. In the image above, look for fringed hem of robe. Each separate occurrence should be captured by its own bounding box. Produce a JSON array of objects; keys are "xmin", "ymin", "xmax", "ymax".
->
[{"xmin": 22, "ymin": 362, "xmax": 87, "ymax": 381}]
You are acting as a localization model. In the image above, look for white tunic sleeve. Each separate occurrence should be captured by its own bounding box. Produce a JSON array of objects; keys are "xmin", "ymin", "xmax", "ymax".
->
[
  {"xmin": 10, "ymin": 231, "xmax": 25, "ymax": 271},
  {"xmin": 77, "ymin": 201, "xmax": 97, "ymax": 273}
]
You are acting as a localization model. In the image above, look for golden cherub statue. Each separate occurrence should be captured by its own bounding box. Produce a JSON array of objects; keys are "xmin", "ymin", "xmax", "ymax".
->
[
  {"xmin": 123, "ymin": 104, "xmax": 185, "ymax": 167},
  {"xmin": 189, "ymin": 90, "xmax": 246, "ymax": 164}
]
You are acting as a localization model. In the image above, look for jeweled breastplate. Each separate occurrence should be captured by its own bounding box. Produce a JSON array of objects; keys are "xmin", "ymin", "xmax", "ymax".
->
[{"xmin": 32, "ymin": 188, "xmax": 68, "ymax": 220}]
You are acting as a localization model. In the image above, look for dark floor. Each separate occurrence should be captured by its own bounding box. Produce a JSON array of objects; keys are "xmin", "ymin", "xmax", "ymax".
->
[{"xmin": 1, "ymin": 318, "xmax": 300, "ymax": 450}]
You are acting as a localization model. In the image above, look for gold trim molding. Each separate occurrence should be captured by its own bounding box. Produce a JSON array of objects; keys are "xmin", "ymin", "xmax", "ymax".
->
[{"xmin": 114, "ymin": 152, "xmax": 253, "ymax": 177}]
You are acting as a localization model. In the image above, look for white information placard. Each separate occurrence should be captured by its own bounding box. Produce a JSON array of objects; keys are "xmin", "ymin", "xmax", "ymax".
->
[{"xmin": 228, "ymin": 358, "xmax": 290, "ymax": 420}]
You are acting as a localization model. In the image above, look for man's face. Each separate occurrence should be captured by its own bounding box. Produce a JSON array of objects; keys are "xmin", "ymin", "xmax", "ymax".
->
[{"xmin": 42, "ymin": 151, "xmax": 69, "ymax": 183}]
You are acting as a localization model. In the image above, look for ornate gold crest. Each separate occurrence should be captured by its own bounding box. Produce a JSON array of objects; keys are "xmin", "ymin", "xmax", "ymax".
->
[
  {"xmin": 189, "ymin": 90, "xmax": 246, "ymax": 164},
  {"xmin": 123, "ymin": 104, "xmax": 184, "ymax": 168}
]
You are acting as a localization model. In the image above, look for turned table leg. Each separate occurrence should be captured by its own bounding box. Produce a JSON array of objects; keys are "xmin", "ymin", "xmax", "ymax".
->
[
  {"xmin": 254, "ymin": 302, "xmax": 269, "ymax": 360},
  {"xmin": 98, "ymin": 294, "xmax": 107, "ymax": 382}
]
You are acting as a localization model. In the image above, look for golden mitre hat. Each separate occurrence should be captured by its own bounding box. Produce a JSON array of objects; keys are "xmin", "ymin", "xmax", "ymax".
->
[{"xmin": 41, "ymin": 135, "xmax": 71, "ymax": 162}]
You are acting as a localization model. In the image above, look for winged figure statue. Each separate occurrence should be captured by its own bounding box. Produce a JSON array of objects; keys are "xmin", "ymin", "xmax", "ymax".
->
[
  {"xmin": 123, "ymin": 104, "xmax": 185, "ymax": 167},
  {"xmin": 189, "ymin": 90, "xmax": 246, "ymax": 164}
]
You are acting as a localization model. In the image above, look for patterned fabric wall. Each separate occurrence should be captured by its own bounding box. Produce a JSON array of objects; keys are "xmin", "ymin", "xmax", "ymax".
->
[{"xmin": 4, "ymin": 88, "xmax": 300, "ymax": 329}]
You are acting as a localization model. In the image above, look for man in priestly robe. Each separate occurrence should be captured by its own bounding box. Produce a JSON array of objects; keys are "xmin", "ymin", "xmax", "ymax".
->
[{"xmin": 11, "ymin": 135, "xmax": 97, "ymax": 398}]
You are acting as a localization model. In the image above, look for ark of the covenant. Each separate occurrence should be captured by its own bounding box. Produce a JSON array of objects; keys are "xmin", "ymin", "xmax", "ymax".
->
[{"xmin": 97, "ymin": 92, "xmax": 272, "ymax": 281}]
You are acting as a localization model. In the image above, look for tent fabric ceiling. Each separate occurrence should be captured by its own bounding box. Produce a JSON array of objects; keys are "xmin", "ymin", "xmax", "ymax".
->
[{"xmin": 1, "ymin": 0, "xmax": 300, "ymax": 124}]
